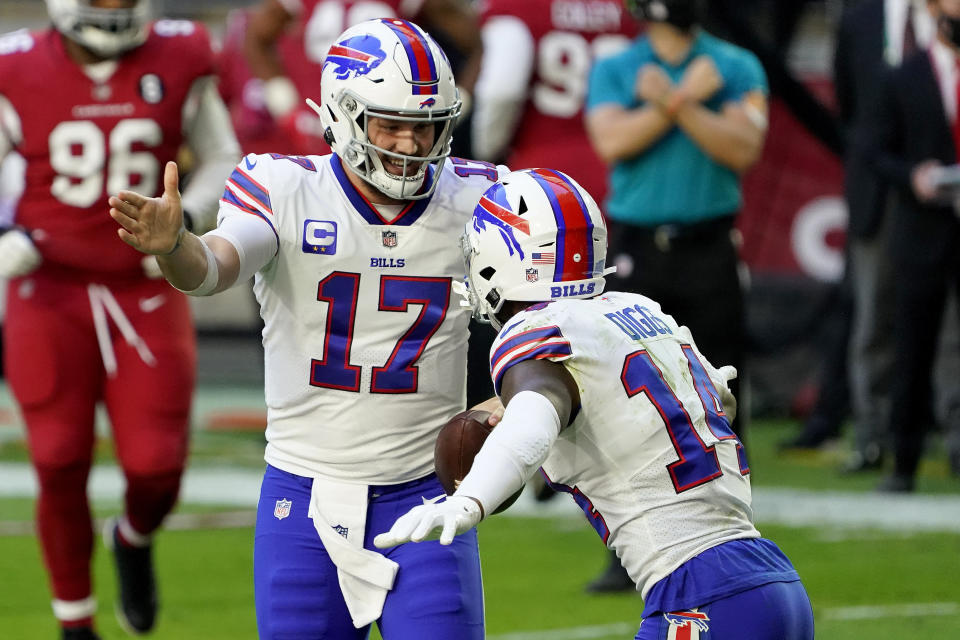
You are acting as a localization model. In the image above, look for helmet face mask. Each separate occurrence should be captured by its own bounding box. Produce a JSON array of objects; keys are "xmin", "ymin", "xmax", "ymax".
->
[
  {"xmin": 317, "ymin": 19, "xmax": 461, "ymax": 201},
  {"xmin": 461, "ymin": 169, "xmax": 609, "ymax": 330},
  {"xmin": 46, "ymin": 0, "xmax": 151, "ymax": 58}
]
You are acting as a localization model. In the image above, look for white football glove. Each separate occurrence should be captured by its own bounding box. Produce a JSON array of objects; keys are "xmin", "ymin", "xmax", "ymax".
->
[
  {"xmin": 373, "ymin": 495, "xmax": 482, "ymax": 548},
  {"xmin": 712, "ymin": 365, "xmax": 738, "ymax": 422},
  {"xmin": 0, "ymin": 228, "xmax": 41, "ymax": 278}
]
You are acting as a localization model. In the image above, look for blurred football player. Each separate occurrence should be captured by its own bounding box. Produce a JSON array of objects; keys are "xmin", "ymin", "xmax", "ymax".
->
[
  {"xmin": 231, "ymin": 0, "xmax": 482, "ymax": 155},
  {"xmin": 471, "ymin": 0, "xmax": 639, "ymax": 205},
  {"xmin": 109, "ymin": 18, "xmax": 506, "ymax": 640},
  {"xmin": 0, "ymin": 1, "xmax": 240, "ymax": 638},
  {"xmin": 375, "ymin": 170, "xmax": 815, "ymax": 639}
]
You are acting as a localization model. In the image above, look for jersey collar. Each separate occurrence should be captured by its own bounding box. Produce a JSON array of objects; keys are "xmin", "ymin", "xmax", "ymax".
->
[{"xmin": 330, "ymin": 155, "xmax": 434, "ymax": 226}]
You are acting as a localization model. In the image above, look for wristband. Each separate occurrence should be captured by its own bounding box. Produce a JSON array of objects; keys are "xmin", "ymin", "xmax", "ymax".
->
[
  {"xmin": 172, "ymin": 237, "xmax": 220, "ymax": 296},
  {"xmin": 163, "ymin": 225, "xmax": 186, "ymax": 256}
]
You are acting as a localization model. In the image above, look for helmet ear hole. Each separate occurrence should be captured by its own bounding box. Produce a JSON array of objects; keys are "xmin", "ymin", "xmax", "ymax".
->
[
  {"xmin": 479, "ymin": 266, "xmax": 496, "ymax": 280},
  {"xmin": 517, "ymin": 197, "xmax": 528, "ymax": 215}
]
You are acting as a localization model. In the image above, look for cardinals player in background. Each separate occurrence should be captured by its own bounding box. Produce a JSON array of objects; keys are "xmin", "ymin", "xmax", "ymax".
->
[
  {"xmin": 471, "ymin": 0, "xmax": 639, "ymax": 206},
  {"xmin": 0, "ymin": 1, "xmax": 240, "ymax": 638}
]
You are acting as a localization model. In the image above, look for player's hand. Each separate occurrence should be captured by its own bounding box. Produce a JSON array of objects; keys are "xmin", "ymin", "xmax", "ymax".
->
[
  {"xmin": 109, "ymin": 161, "xmax": 185, "ymax": 255},
  {"xmin": 680, "ymin": 55, "xmax": 723, "ymax": 103},
  {"xmin": 912, "ymin": 159, "xmax": 943, "ymax": 203},
  {"xmin": 636, "ymin": 64, "xmax": 673, "ymax": 105},
  {"xmin": 373, "ymin": 495, "xmax": 482, "ymax": 548},
  {"xmin": 713, "ymin": 365, "xmax": 738, "ymax": 422},
  {"xmin": 0, "ymin": 228, "xmax": 41, "ymax": 278},
  {"xmin": 471, "ymin": 396, "xmax": 505, "ymax": 426}
]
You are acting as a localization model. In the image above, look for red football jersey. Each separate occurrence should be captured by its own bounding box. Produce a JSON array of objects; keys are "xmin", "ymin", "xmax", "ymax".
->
[
  {"xmin": 480, "ymin": 0, "xmax": 639, "ymax": 206},
  {"xmin": 0, "ymin": 22, "xmax": 215, "ymax": 280}
]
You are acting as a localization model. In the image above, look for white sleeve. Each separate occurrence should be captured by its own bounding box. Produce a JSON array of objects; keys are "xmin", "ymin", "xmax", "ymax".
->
[
  {"xmin": 471, "ymin": 16, "xmax": 535, "ymax": 162},
  {"xmin": 181, "ymin": 76, "xmax": 242, "ymax": 233},
  {"xmin": 207, "ymin": 209, "xmax": 279, "ymax": 287},
  {"xmin": 0, "ymin": 94, "xmax": 21, "ymax": 162},
  {"xmin": 0, "ymin": 152, "xmax": 25, "ymax": 227}
]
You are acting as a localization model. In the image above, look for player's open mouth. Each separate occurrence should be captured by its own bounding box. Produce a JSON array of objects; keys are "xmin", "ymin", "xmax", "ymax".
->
[{"xmin": 384, "ymin": 157, "xmax": 422, "ymax": 177}]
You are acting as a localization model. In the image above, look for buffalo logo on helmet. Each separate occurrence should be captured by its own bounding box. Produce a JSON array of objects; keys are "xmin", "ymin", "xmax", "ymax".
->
[{"xmin": 324, "ymin": 34, "xmax": 387, "ymax": 80}]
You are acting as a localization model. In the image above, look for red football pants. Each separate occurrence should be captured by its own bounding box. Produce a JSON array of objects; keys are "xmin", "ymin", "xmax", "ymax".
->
[{"xmin": 3, "ymin": 273, "xmax": 196, "ymax": 603}]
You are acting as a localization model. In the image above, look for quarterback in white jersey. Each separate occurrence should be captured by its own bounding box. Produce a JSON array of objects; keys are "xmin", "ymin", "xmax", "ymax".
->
[
  {"xmin": 223, "ymin": 150, "xmax": 503, "ymax": 482},
  {"xmin": 110, "ymin": 18, "xmax": 503, "ymax": 640},
  {"xmin": 376, "ymin": 169, "xmax": 814, "ymax": 640}
]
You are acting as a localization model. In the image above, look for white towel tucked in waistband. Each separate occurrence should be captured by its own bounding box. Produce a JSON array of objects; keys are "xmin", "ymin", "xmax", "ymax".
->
[{"xmin": 308, "ymin": 476, "xmax": 399, "ymax": 629}]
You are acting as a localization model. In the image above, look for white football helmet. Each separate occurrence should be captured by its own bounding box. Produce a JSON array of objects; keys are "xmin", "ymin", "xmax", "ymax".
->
[
  {"xmin": 461, "ymin": 169, "xmax": 611, "ymax": 329},
  {"xmin": 46, "ymin": 0, "xmax": 151, "ymax": 58},
  {"xmin": 311, "ymin": 18, "xmax": 460, "ymax": 200}
]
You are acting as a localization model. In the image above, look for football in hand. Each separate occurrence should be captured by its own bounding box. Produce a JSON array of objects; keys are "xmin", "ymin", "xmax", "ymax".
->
[{"xmin": 434, "ymin": 409, "xmax": 523, "ymax": 514}]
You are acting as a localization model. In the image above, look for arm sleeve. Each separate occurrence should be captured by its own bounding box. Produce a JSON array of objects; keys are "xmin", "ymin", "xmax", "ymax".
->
[
  {"xmin": 0, "ymin": 94, "xmax": 21, "ymax": 161},
  {"xmin": 206, "ymin": 209, "xmax": 279, "ymax": 286},
  {"xmin": 470, "ymin": 16, "xmax": 535, "ymax": 161},
  {"xmin": 181, "ymin": 76, "xmax": 243, "ymax": 232}
]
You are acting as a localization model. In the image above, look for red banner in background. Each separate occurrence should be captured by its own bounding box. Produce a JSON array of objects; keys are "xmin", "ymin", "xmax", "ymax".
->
[{"xmin": 739, "ymin": 78, "xmax": 846, "ymax": 283}]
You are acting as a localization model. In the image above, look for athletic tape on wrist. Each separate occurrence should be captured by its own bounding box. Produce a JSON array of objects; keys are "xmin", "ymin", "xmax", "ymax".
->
[{"xmin": 173, "ymin": 238, "xmax": 219, "ymax": 296}]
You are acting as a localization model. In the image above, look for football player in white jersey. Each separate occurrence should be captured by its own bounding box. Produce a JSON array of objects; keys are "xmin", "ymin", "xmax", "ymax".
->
[
  {"xmin": 375, "ymin": 169, "xmax": 815, "ymax": 639},
  {"xmin": 108, "ymin": 18, "xmax": 505, "ymax": 640}
]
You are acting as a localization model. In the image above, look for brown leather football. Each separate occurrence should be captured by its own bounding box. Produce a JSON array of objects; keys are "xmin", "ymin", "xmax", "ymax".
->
[
  {"xmin": 434, "ymin": 408, "xmax": 523, "ymax": 514},
  {"xmin": 434, "ymin": 409, "xmax": 493, "ymax": 496}
]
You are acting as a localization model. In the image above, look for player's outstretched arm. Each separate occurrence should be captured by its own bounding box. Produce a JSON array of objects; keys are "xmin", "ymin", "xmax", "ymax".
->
[
  {"xmin": 374, "ymin": 360, "xmax": 577, "ymax": 548},
  {"xmin": 109, "ymin": 161, "xmax": 240, "ymax": 294}
]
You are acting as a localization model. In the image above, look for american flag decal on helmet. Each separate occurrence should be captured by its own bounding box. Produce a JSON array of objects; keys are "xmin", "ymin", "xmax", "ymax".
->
[{"xmin": 529, "ymin": 169, "xmax": 594, "ymax": 283}]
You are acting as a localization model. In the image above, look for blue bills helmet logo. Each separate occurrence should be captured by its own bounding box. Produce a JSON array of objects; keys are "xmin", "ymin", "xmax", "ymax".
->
[
  {"xmin": 324, "ymin": 35, "xmax": 387, "ymax": 80},
  {"xmin": 473, "ymin": 184, "xmax": 531, "ymax": 260},
  {"xmin": 303, "ymin": 220, "xmax": 338, "ymax": 255},
  {"xmin": 273, "ymin": 498, "xmax": 292, "ymax": 520},
  {"xmin": 664, "ymin": 610, "xmax": 710, "ymax": 632},
  {"xmin": 419, "ymin": 97, "xmax": 436, "ymax": 109}
]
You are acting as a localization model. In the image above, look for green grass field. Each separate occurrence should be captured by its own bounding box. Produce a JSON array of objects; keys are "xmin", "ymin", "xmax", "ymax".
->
[{"xmin": 2, "ymin": 414, "xmax": 959, "ymax": 638}]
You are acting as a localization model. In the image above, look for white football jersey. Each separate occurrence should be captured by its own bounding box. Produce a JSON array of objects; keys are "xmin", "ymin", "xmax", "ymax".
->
[
  {"xmin": 489, "ymin": 291, "xmax": 759, "ymax": 597},
  {"xmin": 219, "ymin": 152, "xmax": 507, "ymax": 483}
]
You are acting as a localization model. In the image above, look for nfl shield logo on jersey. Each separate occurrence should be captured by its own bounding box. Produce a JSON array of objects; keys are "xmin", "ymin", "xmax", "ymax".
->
[
  {"xmin": 525, "ymin": 268, "xmax": 539, "ymax": 283},
  {"xmin": 273, "ymin": 498, "xmax": 292, "ymax": 520},
  {"xmin": 382, "ymin": 230, "xmax": 398, "ymax": 248}
]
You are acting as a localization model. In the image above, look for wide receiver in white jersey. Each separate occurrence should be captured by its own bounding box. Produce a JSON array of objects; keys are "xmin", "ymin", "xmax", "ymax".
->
[
  {"xmin": 109, "ymin": 18, "xmax": 505, "ymax": 640},
  {"xmin": 375, "ymin": 169, "xmax": 815, "ymax": 639}
]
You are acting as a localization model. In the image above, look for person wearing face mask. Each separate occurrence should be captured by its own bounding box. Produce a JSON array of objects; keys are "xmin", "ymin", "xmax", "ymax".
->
[{"xmin": 859, "ymin": 0, "xmax": 960, "ymax": 492}]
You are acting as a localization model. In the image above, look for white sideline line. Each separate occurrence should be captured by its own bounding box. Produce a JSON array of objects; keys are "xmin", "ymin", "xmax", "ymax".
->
[
  {"xmin": 484, "ymin": 603, "xmax": 960, "ymax": 640},
  {"xmin": 2, "ymin": 462, "xmax": 960, "ymax": 532},
  {"xmin": 823, "ymin": 602, "xmax": 960, "ymax": 620},
  {"xmin": 488, "ymin": 622, "xmax": 637, "ymax": 640}
]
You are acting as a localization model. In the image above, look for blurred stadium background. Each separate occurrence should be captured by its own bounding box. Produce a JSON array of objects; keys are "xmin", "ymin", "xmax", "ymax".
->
[{"xmin": 0, "ymin": 1, "xmax": 958, "ymax": 638}]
